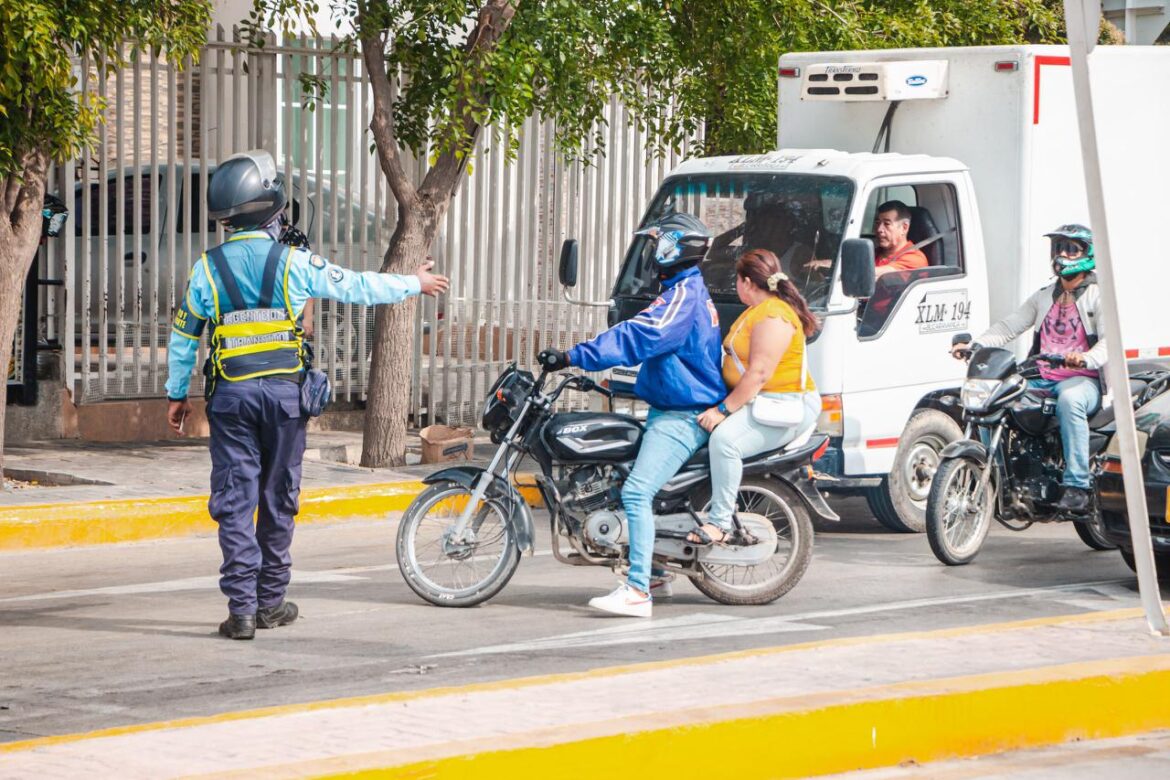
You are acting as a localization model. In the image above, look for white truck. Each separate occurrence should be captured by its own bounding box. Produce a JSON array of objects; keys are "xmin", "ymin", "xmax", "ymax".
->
[{"xmin": 562, "ymin": 45, "xmax": 1170, "ymax": 532}]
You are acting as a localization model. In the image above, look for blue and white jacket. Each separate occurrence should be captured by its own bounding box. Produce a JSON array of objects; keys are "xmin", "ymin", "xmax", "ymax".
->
[{"xmin": 568, "ymin": 266, "xmax": 725, "ymax": 411}]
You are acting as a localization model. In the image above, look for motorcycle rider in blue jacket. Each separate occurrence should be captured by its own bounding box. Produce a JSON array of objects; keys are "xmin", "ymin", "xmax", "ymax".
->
[{"xmin": 538, "ymin": 212, "xmax": 725, "ymax": 617}]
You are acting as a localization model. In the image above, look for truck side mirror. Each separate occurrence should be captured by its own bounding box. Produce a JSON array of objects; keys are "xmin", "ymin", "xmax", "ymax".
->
[
  {"xmin": 840, "ymin": 238, "xmax": 876, "ymax": 299},
  {"xmin": 559, "ymin": 239, "xmax": 579, "ymax": 288}
]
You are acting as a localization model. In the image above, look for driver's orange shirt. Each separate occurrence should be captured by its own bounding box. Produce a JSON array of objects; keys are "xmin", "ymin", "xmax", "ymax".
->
[{"xmin": 876, "ymin": 242, "xmax": 928, "ymax": 271}]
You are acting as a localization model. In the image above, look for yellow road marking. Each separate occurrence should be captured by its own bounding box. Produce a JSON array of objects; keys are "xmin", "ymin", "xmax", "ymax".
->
[
  {"xmin": 0, "ymin": 608, "xmax": 1146, "ymax": 756},
  {"xmin": 320, "ymin": 657, "xmax": 1170, "ymax": 780},
  {"xmin": 0, "ymin": 478, "xmax": 543, "ymax": 551}
]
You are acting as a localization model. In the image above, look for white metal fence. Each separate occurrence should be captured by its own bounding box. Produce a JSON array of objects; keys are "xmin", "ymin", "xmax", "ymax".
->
[{"xmin": 45, "ymin": 28, "xmax": 696, "ymax": 425}]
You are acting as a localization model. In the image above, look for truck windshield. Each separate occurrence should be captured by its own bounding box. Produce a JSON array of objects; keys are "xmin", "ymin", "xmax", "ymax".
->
[{"xmin": 616, "ymin": 173, "xmax": 854, "ymax": 309}]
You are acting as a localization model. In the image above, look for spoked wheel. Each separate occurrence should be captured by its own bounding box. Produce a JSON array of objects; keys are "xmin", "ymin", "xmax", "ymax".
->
[
  {"xmin": 1074, "ymin": 511, "xmax": 1116, "ymax": 551},
  {"xmin": 396, "ymin": 480, "xmax": 521, "ymax": 607},
  {"xmin": 926, "ymin": 457, "xmax": 995, "ymax": 566},
  {"xmin": 690, "ymin": 476, "xmax": 814, "ymax": 605}
]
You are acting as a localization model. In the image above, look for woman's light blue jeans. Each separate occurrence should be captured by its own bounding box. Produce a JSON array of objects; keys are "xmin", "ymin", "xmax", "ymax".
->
[
  {"xmin": 707, "ymin": 391, "xmax": 821, "ymax": 529},
  {"xmin": 620, "ymin": 408, "xmax": 710, "ymax": 593},
  {"xmin": 1027, "ymin": 376, "xmax": 1101, "ymax": 489}
]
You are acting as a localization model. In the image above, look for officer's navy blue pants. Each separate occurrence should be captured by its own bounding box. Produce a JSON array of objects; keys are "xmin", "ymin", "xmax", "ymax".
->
[{"xmin": 207, "ymin": 377, "xmax": 306, "ymax": 615}]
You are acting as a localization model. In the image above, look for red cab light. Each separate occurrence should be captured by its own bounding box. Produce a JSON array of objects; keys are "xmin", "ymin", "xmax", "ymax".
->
[
  {"xmin": 779, "ymin": 67, "xmax": 801, "ymax": 78},
  {"xmin": 994, "ymin": 61, "xmax": 1019, "ymax": 72}
]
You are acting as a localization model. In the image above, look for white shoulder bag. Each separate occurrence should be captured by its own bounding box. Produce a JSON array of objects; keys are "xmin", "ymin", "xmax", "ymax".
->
[{"xmin": 726, "ymin": 315, "xmax": 807, "ymax": 427}]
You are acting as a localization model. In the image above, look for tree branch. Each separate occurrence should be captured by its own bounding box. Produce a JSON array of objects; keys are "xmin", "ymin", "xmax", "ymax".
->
[
  {"xmin": 419, "ymin": 0, "xmax": 518, "ymax": 203},
  {"xmin": 360, "ymin": 27, "xmax": 418, "ymax": 209}
]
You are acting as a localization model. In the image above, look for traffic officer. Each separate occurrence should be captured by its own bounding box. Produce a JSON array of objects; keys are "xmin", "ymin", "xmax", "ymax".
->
[{"xmin": 164, "ymin": 149, "xmax": 448, "ymax": 640}]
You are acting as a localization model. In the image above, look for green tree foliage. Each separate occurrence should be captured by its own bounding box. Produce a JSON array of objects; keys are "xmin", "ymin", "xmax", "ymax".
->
[
  {"xmin": 666, "ymin": 0, "xmax": 1071, "ymax": 156},
  {"xmin": 0, "ymin": 1, "xmax": 210, "ymax": 479}
]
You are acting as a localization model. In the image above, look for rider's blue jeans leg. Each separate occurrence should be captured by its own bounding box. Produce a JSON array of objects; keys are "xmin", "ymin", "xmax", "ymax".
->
[
  {"xmin": 1028, "ymin": 376, "xmax": 1101, "ymax": 489},
  {"xmin": 620, "ymin": 409, "xmax": 709, "ymax": 594}
]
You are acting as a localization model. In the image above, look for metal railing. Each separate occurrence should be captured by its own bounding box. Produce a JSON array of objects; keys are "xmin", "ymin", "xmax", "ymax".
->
[{"xmin": 47, "ymin": 28, "xmax": 696, "ymax": 425}]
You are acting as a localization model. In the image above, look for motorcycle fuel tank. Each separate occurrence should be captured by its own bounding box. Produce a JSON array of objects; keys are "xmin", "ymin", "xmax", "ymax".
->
[{"xmin": 543, "ymin": 412, "xmax": 643, "ymax": 462}]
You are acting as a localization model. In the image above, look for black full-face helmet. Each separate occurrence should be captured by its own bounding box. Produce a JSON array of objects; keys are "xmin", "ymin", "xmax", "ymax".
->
[
  {"xmin": 207, "ymin": 149, "xmax": 287, "ymax": 231},
  {"xmin": 634, "ymin": 211, "xmax": 712, "ymax": 274}
]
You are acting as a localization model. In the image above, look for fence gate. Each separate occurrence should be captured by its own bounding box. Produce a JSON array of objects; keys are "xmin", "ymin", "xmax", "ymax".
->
[{"xmin": 52, "ymin": 28, "xmax": 696, "ymax": 426}]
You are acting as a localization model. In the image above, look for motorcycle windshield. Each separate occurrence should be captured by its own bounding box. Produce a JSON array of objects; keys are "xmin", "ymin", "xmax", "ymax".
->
[{"xmin": 615, "ymin": 173, "xmax": 854, "ymax": 310}]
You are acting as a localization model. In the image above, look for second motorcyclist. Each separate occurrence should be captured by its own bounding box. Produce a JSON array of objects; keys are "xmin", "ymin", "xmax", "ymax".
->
[
  {"xmin": 538, "ymin": 212, "xmax": 724, "ymax": 617},
  {"xmin": 952, "ymin": 224, "xmax": 1106, "ymax": 512}
]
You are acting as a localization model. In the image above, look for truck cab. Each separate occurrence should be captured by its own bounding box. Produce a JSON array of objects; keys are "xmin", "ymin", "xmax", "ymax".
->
[{"xmin": 602, "ymin": 150, "xmax": 985, "ymax": 531}]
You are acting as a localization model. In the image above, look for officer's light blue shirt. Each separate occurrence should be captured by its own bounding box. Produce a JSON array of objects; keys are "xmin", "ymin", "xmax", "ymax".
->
[{"xmin": 165, "ymin": 231, "xmax": 421, "ymax": 399}]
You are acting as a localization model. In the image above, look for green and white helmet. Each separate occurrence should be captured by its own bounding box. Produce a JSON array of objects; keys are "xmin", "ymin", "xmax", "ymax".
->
[{"xmin": 1044, "ymin": 224, "xmax": 1095, "ymax": 277}]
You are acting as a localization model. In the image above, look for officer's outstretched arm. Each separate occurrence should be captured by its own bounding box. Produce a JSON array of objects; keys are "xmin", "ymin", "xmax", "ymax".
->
[{"xmin": 289, "ymin": 249, "xmax": 421, "ymax": 309}]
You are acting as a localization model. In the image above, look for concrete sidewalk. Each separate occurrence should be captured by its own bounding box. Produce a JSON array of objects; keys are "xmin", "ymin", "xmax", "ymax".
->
[
  {"xmin": 0, "ymin": 432, "xmax": 535, "ymax": 550},
  {"xmin": 0, "ymin": 610, "xmax": 1167, "ymax": 779}
]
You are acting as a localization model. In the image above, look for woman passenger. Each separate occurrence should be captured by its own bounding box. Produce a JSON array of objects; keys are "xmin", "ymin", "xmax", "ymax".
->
[{"xmin": 692, "ymin": 248, "xmax": 821, "ymax": 544}]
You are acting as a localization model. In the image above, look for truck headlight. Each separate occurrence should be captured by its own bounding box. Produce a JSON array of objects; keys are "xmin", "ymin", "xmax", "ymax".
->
[{"xmin": 960, "ymin": 379, "xmax": 1001, "ymax": 412}]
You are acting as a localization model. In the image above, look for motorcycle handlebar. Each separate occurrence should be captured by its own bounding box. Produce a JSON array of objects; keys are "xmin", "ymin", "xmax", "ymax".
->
[{"xmin": 1024, "ymin": 353, "xmax": 1067, "ymax": 368}]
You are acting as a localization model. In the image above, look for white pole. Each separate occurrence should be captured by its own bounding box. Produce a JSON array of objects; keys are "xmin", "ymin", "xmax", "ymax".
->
[
  {"xmin": 1125, "ymin": 0, "xmax": 1138, "ymax": 44},
  {"xmin": 1063, "ymin": 0, "xmax": 1169, "ymax": 635}
]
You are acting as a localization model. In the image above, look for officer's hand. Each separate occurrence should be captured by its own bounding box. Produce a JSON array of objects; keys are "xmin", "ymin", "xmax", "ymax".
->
[
  {"xmin": 168, "ymin": 399, "xmax": 193, "ymax": 436},
  {"xmin": 537, "ymin": 349, "xmax": 569, "ymax": 372},
  {"xmin": 1065, "ymin": 351, "xmax": 1086, "ymax": 368},
  {"xmin": 950, "ymin": 341, "xmax": 971, "ymax": 360},
  {"xmin": 416, "ymin": 261, "xmax": 450, "ymax": 297}
]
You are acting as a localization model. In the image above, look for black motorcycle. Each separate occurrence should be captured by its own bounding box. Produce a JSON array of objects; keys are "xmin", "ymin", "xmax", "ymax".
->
[
  {"xmin": 396, "ymin": 357, "xmax": 838, "ymax": 607},
  {"xmin": 926, "ymin": 334, "xmax": 1166, "ymax": 565}
]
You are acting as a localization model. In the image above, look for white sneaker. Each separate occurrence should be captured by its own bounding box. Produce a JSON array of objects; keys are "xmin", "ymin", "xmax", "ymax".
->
[
  {"xmin": 588, "ymin": 583, "xmax": 652, "ymax": 618},
  {"xmin": 649, "ymin": 575, "xmax": 674, "ymax": 600}
]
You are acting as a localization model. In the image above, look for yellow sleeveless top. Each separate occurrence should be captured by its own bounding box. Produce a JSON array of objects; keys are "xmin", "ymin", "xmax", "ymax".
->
[{"xmin": 722, "ymin": 297, "xmax": 816, "ymax": 393}]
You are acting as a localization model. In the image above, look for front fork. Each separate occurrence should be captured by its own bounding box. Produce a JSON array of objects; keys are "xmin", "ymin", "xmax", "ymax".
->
[{"xmin": 448, "ymin": 400, "xmax": 532, "ymax": 544}]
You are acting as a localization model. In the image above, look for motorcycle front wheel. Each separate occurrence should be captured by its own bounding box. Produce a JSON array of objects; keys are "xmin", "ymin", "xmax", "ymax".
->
[
  {"xmin": 690, "ymin": 477, "xmax": 814, "ymax": 606},
  {"xmin": 926, "ymin": 457, "xmax": 995, "ymax": 566},
  {"xmin": 396, "ymin": 480, "xmax": 521, "ymax": 607},
  {"xmin": 1073, "ymin": 512, "xmax": 1116, "ymax": 551}
]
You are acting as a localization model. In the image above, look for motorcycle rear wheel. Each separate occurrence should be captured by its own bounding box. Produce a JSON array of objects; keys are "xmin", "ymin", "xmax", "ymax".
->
[
  {"xmin": 926, "ymin": 457, "xmax": 995, "ymax": 566},
  {"xmin": 396, "ymin": 480, "xmax": 521, "ymax": 607},
  {"xmin": 690, "ymin": 477, "xmax": 814, "ymax": 606}
]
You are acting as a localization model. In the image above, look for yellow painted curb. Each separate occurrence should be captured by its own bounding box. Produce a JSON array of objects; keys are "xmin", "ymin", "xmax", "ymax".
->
[
  {"xmin": 0, "ymin": 477, "xmax": 544, "ymax": 551},
  {"xmin": 319, "ymin": 657, "xmax": 1170, "ymax": 780},
  {"xmin": 0, "ymin": 608, "xmax": 1146, "ymax": 759}
]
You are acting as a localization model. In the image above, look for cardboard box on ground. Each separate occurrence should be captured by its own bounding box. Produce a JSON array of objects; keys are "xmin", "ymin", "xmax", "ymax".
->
[{"xmin": 419, "ymin": 425, "xmax": 475, "ymax": 463}]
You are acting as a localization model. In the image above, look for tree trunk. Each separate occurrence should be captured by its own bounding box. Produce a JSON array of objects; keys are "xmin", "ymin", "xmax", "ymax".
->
[
  {"xmin": 0, "ymin": 156, "xmax": 49, "ymax": 482},
  {"xmin": 356, "ymin": 1, "xmax": 515, "ymax": 467},
  {"xmin": 360, "ymin": 204, "xmax": 438, "ymax": 467}
]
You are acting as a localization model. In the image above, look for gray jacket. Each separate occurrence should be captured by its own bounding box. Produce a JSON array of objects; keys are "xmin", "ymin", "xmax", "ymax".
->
[{"xmin": 976, "ymin": 274, "xmax": 1107, "ymax": 371}]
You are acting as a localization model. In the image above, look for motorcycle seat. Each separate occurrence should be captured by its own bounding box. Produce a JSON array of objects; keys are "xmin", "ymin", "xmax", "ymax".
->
[
  {"xmin": 1088, "ymin": 379, "xmax": 1149, "ymax": 430},
  {"xmin": 680, "ymin": 422, "xmax": 816, "ymax": 469}
]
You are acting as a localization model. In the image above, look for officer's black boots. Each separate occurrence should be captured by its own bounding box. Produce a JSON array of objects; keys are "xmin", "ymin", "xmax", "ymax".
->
[
  {"xmin": 257, "ymin": 600, "xmax": 299, "ymax": 629},
  {"xmin": 219, "ymin": 614, "xmax": 257, "ymax": 640}
]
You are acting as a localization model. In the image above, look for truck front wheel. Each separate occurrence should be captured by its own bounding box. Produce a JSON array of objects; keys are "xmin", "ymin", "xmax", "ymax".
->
[{"xmin": 870, "ymin": 409, "xmax": 963, "ymax": 533}]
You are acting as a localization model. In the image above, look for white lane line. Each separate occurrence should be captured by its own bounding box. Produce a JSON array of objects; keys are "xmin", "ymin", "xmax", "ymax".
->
[
  {"xmin": 0, "ymin": 570, "xmax": 367, "ymax": 604},
  {"xmin": 0, "ymin": 551, "xmax": 557, "ymax": 604},
  {"xmin": 428, "ymin": 578, "xmax": 1134, "ymax": 657}
]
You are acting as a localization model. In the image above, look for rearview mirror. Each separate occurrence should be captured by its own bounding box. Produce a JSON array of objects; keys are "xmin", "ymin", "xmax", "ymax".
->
[
  {"xmin": 559, "ymin": 239, "xmax": 579, "ymax": 288},
  {"xmin": 840, "ymin": 238, "xmax": 876, "ymax": 299}
]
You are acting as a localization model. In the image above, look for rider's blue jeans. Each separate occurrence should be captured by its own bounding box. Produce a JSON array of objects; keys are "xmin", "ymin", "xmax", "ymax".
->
[
  {"xmin": 1028, "ymin": 376, "xmax": 1101, "ymax": 490},
  {"xmin": 620, "ymin": 408, "xmax": 709, "ymax": 594}
]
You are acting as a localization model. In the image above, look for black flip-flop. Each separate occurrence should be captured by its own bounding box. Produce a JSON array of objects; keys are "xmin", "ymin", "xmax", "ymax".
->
[{"xmin": 685, "ymin": 524, "xmax": 730, "ymax": 546}]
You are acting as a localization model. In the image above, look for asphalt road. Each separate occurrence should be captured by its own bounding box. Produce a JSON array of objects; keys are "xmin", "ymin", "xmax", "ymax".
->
[{"xmin": 0, "ymin": 498, "xmax": 1153, "ymax": 743}]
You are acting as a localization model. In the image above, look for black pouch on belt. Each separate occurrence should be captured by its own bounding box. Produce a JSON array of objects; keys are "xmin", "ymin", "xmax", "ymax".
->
[{"xmin": 300, "ymin": 368, "xmax": 332, "ymax": 417}]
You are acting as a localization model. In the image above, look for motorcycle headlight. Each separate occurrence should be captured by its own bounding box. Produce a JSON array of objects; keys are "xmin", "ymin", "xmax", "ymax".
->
[{"xmin": 961, "ymin": 378, "xmax": 1002, "ymax": 412}]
